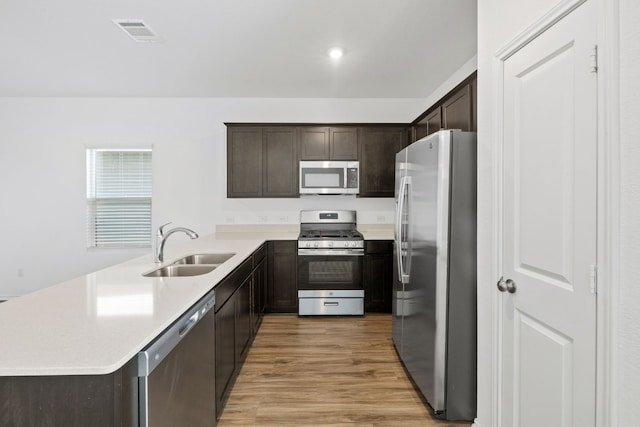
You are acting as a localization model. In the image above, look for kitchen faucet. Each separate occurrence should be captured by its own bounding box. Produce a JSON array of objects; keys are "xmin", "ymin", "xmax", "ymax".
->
[{"xmin": 155, "ymin": 222, "xmax": 199, "ymax": 263}]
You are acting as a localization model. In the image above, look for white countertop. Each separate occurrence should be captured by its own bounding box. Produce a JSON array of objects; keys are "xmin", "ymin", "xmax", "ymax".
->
[{"xmin": 0, "ymin": 226, "xmax": 392, "ymax": 377}]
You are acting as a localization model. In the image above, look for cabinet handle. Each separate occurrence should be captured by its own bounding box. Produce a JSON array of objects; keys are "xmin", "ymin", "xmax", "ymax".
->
[{"xmin": 323, "ymin": 301, "xmax": 339, "ymax": 306}]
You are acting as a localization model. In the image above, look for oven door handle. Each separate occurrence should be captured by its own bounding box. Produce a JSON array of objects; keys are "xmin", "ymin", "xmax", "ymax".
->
[{"xmin": 297, "ymin": 249, "xmax": 364, "ymax": 256}]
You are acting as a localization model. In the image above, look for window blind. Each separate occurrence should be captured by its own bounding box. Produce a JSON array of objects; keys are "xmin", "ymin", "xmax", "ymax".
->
[{"xmin": 86, "ymin": 149, "xmax": 152, "ymax": 248}]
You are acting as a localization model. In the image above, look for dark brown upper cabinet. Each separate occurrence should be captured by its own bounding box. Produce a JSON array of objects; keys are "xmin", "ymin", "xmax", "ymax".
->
[
  {"xmin": 425, "ymin": 108, "xmax": 443, "ymax": 136},
  {"xmin": 227, "ymin": 126, "xmax": 263, "ymax": 197},
  {"xmin": 442, "ymin": 84, "xmax": 472, "ymax": 131},
  {"xmin": 262, "ymin": 127, "xmax": 299, "ymax": 197},
  {"xmin": 299, "ymin": 126, "xmax": 358, "ymax": 160},
  {"xmin": 228, "ymin": 123, "xmax": 407, "ymax": 198},
  {"xmin": 227, "ymin": 125, "xmax": 299, "ymax": 198},
  {"xmin": 359, "ymin": 127, "xmax": 407, "ymax": 197},
  {"xmin": 412, "ymin": 108, "xmax": 442, "ymax": 143},
  {"xmin": 409, "ymin": 72, "xmax": 477, "ymax": 145}
]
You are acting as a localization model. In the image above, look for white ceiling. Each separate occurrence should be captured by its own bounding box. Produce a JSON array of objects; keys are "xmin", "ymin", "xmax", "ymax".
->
[{"xmin": 0, "ymin": 0, "xmax": 477, "ymax": 98}]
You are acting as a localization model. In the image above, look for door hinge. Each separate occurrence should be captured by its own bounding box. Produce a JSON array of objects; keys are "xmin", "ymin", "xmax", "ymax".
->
[
  {"xmin": 589, "ymin": 264, "xmax": 597, "ymax": 294},
  {"xmin": 590, "ymin": 45, "xmax": 598, "ymax": 73}
]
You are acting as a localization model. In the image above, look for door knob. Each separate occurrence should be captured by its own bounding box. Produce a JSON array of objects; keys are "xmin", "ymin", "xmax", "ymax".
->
[
  {"xmin": 497, "ymin": 277, "xmax": 517, "ymax": 294},
  {"xmin": 505, "ymin": 278, "xmax": 517, "ymax": 293}
]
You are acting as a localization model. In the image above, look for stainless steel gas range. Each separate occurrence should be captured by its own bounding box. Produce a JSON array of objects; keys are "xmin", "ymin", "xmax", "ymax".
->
[{"xmin": 297, "ymin": 210, "xmax": 364, "ymax": 316}]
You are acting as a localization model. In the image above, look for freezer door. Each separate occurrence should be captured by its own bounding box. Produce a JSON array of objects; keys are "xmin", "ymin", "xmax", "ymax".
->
[{"xmin": 402, "ymin": 131, "xmax": 451, "ymax": 414}]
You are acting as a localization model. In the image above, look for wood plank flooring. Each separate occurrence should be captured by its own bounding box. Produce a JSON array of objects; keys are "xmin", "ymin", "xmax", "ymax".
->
[{"xmin": 217, "ymin": 315, "xmax": 471, "ymax": 427}]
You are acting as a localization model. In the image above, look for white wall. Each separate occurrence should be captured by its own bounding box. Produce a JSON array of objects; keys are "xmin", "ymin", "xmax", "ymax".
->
[
  {"xmin": 477, "ymin": 0, "xmax": 640, "ymax": 426},
  {"xmin": 618, "ymin": 0, "xmax": 640, "ymax": 424},
  {"xmin": 0, "ymin": 97, "xmax": 427, "ymax": 298}
]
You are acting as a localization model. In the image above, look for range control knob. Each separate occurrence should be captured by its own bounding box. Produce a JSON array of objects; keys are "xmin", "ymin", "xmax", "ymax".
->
[
  {"xmin": 314, "ymin": 241, "xmax": 319, "ymax": 248},
  {"xmin": 328, "ymin": 242, "xmax": 334, "ymax": 248}
]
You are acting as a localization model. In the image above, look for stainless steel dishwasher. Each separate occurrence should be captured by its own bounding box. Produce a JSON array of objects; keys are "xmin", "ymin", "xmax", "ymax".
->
[{"xmin": 138, "ymin": 289, "xmax": 216, "ymax": 427}]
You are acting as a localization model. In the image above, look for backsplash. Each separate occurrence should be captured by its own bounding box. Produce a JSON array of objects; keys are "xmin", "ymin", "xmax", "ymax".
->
[{"xmin": 218, "ymin": 196, "xmax": 395, "ymax": 225}]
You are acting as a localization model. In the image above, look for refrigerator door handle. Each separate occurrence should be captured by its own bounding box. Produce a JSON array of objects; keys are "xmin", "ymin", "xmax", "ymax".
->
[
  {"xmin": 395, "ymin": 176, "xmax": 411, "ymax": 284},
  {"xmin": 395, "ymin": 176, "xmax": 406, "ymax": 282},
  {"xmin": 402, "ymin": 176, "xmax": 411, "ymax": 284}
]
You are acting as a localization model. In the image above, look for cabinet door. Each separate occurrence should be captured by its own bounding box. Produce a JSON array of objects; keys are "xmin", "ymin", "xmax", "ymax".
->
[
  {"xmin": 442, "ymin": 84, "xmax": 472, "ymax": 131},
  {"xmin": 267, "ymin": 241, "xmax": 298, "ymax": 313},
  {"xmin": 215, "ymin": 298, "xmax": 236, "ymax": 418},
  {"xmin": 227, "ymin": 127, "xmax": 263, "ymax": 197},
  {"xmin": 235, "ymin": 277, "xmax": 252, "ymax": 362},
  {"xmin": 300, "ymin": 127, "xmax": 330, "ymax": 160},
  {"xmin": 263, "ymin": 127, "xmax": 299, "ymax": 197},
  {"xmin": 252, "ymin": 258, "xmax": 267, "ymax": 335},
  {"xmin": 426, "ymin": 107, "xmax": 443, "ymax": 136},
  {"xmin": 330, "ymin": 127, "xmax": 358, "ymax": 160},
  {"xmin": 359, "ymin": 127, "xmax": 407, "ymax": 197},
  {"xmin": 413, "ymin": 123, "xmax": 427, "ymax": 143},
  {"xmin": 364, "ymin": 241, "xmax": 393, "ymax": 313},
  {"xmin": 413, "ymin": 108, "xmax": 441, "ymax": 143}
]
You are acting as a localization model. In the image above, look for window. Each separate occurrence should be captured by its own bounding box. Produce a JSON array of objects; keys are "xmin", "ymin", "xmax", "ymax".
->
[{"xmin": 86, "ymin": 149, "xmax": 152, "ymax": 248}]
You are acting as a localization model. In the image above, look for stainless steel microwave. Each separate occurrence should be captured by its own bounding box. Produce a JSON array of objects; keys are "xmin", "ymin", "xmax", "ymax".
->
[{"xmin": 299, "ymin": 161, "xmax": 359, "ymax": 195}]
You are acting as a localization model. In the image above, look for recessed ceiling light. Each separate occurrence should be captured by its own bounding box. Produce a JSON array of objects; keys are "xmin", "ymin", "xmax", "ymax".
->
[{"xmin": 327, "ymin": 47, "xmax": 345, "ymax": 59}]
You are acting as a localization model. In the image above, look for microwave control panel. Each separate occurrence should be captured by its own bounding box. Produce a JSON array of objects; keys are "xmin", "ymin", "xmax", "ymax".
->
[{"xmin": 347, "ymin": 168, "xmax": 358, "ymax": 189}]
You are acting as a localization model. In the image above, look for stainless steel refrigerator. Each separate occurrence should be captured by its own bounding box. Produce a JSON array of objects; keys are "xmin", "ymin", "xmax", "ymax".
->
[{"xmin": 393, "ymin": 129, "xmax": 476, "ymax": 421}]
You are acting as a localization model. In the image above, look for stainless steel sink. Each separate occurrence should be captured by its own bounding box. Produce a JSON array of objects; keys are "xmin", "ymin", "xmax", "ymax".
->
[
  {"xmin": 143, "ymin": 265, "xmax": 217, "ymax": 278},
  {"xmin": 143, "ymin": 253, "xmax": 236, "ymax": 277},
  {"xmin": 171, "ymin": 253, "xmax": 235, "ymax": 265}
]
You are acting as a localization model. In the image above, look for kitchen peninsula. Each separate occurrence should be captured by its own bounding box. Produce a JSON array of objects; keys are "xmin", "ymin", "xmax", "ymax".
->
[{"xmin": 0, "ymin": 225, "xmax": 392, "ymax": 425}]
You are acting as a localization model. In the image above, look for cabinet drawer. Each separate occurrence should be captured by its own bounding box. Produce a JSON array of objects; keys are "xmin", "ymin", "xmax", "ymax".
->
[
  {"xmin": 270, "ymin": 240, "xmax": 296, "ymax": 254},
  {"xmin": 298, "ymin": 297, "xmax": 364, "ymax": 316},
  {"xmin": 215, "ymin": 258, "xmax": 252, "ymax": 312},
  {"xmin": 365, "ymin": 240, "xmax": 393, "ymax": 254},
  {"xmin": 252, "ymin": 244, "xmax": 267, "ymax": 266}
]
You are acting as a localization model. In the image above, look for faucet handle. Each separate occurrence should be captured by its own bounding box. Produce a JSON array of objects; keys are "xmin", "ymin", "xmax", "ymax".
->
[{"xmin": 158, "ymin": 222, "xmax": 172, "ymax": 236}]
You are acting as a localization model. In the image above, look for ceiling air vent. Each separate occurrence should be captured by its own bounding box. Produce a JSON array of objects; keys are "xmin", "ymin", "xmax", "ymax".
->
[{"xmin": 113, "ymin": 19, "xmax": 162, "ymax": 43}]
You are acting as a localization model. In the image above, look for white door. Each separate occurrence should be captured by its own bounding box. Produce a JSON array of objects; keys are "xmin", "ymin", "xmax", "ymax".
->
[{"xmin": 500, "ymin": 2, "xmax": 597, "ymax": 426}]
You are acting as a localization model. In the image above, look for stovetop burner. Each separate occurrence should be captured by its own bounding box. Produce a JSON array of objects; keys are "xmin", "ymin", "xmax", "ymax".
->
[{"xmin": 298, "ymin": 210, "xmax": 364, "ymax": 249}]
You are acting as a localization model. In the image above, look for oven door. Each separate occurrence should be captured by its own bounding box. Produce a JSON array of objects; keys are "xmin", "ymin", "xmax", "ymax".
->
[{"xmin": 297, "ymin": 249, "xmax": 363, "ymax": 291}]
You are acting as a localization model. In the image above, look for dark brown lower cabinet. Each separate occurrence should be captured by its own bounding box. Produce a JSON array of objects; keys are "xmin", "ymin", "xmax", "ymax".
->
[
  {"xmin": 266, "ymin": 241, "xmax": 298, "ymax": 313},
  {"xmin": 0, "ymin": 360, "xmax": 138, "ymax": 427},
  {"xmin": 215, "ymin": 296, "xmax": 236, "ymax": 420},
  {"xmin": 215, "ymin": 246, "xmax": 266, "ymax": 420},
  {"xmin": 364, "ymin": 240, "xmax": 393, "ymax": 313},
  {"xmin": 235, "ymin": 277, "xmax": 252, "ymax": 361},
  {"xmin": 252, "ymin": 256, "xmax": 267, "ymax": 335},
  {"xmin": 214, "ymin": 255, "xmax": 259, "ymax": 420}
]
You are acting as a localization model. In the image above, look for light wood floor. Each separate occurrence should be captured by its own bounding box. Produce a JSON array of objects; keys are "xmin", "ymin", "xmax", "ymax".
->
[{"xmin": 217, "ymin": 315, "xmax": 471, "ymax": 427}]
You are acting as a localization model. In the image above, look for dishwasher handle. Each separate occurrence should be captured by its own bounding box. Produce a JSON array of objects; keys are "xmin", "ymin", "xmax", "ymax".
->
[
  {"xmin": 138, "ymin": 290, "xmax": 215, "ymax": 377},
  {"xmin": 179, "ymin": 312, "xmax": 200, "ymax": 337}
]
